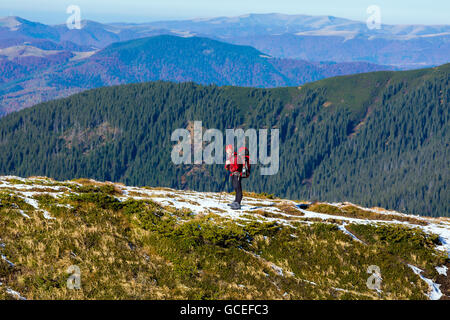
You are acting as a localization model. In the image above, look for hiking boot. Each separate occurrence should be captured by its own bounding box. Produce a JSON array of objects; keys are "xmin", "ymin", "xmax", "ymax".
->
[
  {"xmin": 228, "ymin": 202, "xmax": 237, "ymax": 207},
  {"xmin": 230, "ymin": 202, "xmax": 241, "ymax": 210}
]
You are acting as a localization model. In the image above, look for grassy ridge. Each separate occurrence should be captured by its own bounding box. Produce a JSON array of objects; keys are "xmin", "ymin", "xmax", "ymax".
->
[{"xmin": 0, "ymin": 177, "xmax": 447, "ymax": 300}]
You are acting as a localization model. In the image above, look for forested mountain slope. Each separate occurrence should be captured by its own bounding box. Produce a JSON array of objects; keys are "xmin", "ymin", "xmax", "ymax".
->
[{"xmin": 0, "ymin": 64, "xmax": 448, "ymax": 216}]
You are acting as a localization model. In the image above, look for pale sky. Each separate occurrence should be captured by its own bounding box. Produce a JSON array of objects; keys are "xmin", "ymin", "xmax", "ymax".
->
[{"xmin": 1, "ymin": 0, "xmax": 449, "ymax": 25}]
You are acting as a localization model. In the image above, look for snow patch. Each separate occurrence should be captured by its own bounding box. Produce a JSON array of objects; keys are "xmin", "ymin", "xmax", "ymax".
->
[
  {"xmin": 42, "ymin": 210, "xmax": 56, "ymax": 220},
  {"xmin": 5, "ymin": 287, "xmax": 26, "ymax": 300},
  {"xmin": 1, "ymin": 254, "xmax": 15, "ymax": 267},
  {"xmin": 17, "ymin": 210, "xmax": 30, "ymax": 219},
  {"xmin": 408, "ymin": 264, "xmax": 442, "ymax": 300},
  {"xmin": 422, "ymin": 224, "xmax": 450, "ymax": 258},
  {"xmin": 17, "ymin": 193, "xmax": 55, "ymax": 219},
  {"xmin": 338, "ymin": 224, "xmax": 365, "ymax": 244},
  {"xmin": 0, "ymin": 238, "xmax": 15, "ymax": 267},
  {"xmin": 271, "ymin": 264, "xmax": 285, "ymax": 277},
  {"xmin": 22, "ymin": 196, "xmax": 39, "ymax": 209},
  {"xmin": 436, "ymin": 265, "xmax": 448, "ymax": 276}
]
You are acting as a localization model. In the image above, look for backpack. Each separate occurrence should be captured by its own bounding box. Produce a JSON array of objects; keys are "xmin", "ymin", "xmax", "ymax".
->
[{"xmin": 238, "ymin": 147, "xmax": 251, "ymax": 178}]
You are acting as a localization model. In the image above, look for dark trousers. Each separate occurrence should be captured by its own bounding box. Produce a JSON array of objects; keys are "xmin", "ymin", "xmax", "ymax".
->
[{"xmin": 232, "ymin": 174, "xmax": 242, "ymax": 204}]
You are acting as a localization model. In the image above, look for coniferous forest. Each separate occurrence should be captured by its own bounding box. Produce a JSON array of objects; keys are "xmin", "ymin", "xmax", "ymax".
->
[{"xmin": 0, "ymin": 64, "xmax": 448, "ymax": 217}]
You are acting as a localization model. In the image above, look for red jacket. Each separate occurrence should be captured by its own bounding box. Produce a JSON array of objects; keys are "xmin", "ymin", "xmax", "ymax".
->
[{"xmin": 225, "ymin": 152, "xmax": 242, "ymax": 176}]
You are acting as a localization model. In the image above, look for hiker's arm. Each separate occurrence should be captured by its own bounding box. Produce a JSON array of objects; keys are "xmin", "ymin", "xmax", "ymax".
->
[{"xmin": 225, "ymin": 157, "xmax": 231, "ymax": 170}]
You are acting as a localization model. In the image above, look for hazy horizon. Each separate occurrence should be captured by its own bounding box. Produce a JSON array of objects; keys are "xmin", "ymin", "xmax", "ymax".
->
[
  {"xmin": 1, "ymin": 11, "xmax": 450, "ymax": 27},
  {"xmin": 1, "ymin": 0, "xmax": 449, "ymax": 25}
]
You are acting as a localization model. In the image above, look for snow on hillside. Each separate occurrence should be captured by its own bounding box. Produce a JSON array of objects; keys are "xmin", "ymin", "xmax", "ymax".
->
[
  {"xmin": 120, "ymin": 181, "xmax": 450, "ymax": 258},
  {"xmin": 0, "ymin": 16, "xmax": 22, "ymax": 31},
  {"xmin": 0, "ymin": 175, "xmax": 449, "ymax": 300},
  {"xmin": 1, "ymin": 175, "xmax": 449, "ymax": 256}
]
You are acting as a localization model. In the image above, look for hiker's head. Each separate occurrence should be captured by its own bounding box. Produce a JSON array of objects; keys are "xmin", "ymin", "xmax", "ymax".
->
[{"xmin": 226, "ymin": 144, "xmax": 234, "ymax": 155}]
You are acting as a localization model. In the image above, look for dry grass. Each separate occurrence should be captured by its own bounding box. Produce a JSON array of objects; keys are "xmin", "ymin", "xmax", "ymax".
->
[
  {"xmin": 307, "ymin": 203, "xmax": 428, "ymax": 226},
  {"xmin": 0, "ymin": 177, "xmax": 445, "ymax": 300},
  {"xmin": 275, "ymin": 202, "xmax": 305, "ymax": 216},
  {"xmin": 145, "ymin": 187, "xmax": 176, "ymax": 192},
  {"xmin": 127, "ymin": 191, "xmax": 151, "ymax": 198},
  {"xmin": 247, "ymin": 209, "xmax": 301, "ymax": 221},
  {"xmin": 209, "ymin": 207, "xmax": 227, "ymax": 213},
  {"xmin": 71, "ymin": 178, "xmax": 123, "ymax": 196},
  {"xmin": 247, "ymin": 209, "xmax": 278, "ymax": 218},
  {"xmin": 245, "ymin": 202, "xmax": 275, "ymax": 207},
  {"xmin": 0, "ymin": 204, "xmax": 172, "ymax": 300},
  {"xmin": 242, "ymin": 191, "xmax": 277, "ymax": 200},
  {"xmin": 72, "ymin": 178, "xmax": 105, "ymax": 186},
  {"xmin": 27, "ymin": 176, "xmax": 56, "ymax": 181},
  {"xmin": 0, "ymin": 186, "xmax": 68, "ymax": 193}
]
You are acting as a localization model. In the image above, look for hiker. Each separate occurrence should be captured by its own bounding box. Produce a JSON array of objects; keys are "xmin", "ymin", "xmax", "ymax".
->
[{"xmin": 225, "ymin": 144, "xmax": 251, "ymax": 210}]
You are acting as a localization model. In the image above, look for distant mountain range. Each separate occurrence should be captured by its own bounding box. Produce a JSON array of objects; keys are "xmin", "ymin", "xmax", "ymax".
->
[
  {"xmin": 0, "ymin": 13, "xmax": 448, "ymax": 113},
  {"xmin": 121, "ymin": 13, "xmax": 450, "ymax": 68},
  {"xmin": 0, "ymin": 16, "xmax": 185, "ymax": 50},
  {"xmin": 0, "ymin": 35, "xmax": 395, "ymax": 114},
  {"xmin": 1, "ymin": 13, "xmax": 449, "ymax": 67},
  {"xmin": 142, "ymin": 13, "xmax": 450, "ymax": 40}
]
